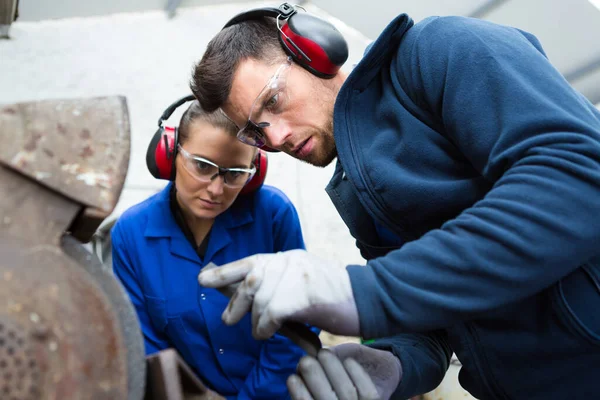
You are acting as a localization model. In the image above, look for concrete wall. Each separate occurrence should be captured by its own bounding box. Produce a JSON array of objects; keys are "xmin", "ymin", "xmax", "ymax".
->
[{"xmin": 16, "ymin": 0, "xmax": 256, "ymax": 21}]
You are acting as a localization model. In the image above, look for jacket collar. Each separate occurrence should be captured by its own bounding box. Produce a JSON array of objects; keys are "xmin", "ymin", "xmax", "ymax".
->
[
  {"xmin": 344, "ymin": 13, "xmax": 413, "ymax": 91},
  {"xmin": 331, "ymin": 14, "xmax": 415, "ymax": 244},
  {"xmin": 144, "ymin": 183, "xmax": 254, "ymax": 263}
]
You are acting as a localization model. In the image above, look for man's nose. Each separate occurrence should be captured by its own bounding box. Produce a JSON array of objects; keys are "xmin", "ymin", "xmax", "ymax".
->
[
  {"xmin": 265, "ymin": 122, "xmax": 292, "ymax": 149},
  {"xmin": 207, "ymin": 174, "xmax": 225, "ymax": 196}
]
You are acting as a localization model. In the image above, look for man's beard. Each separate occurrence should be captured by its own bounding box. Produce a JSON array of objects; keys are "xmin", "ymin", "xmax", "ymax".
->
[{"xmin": 302, "ymin": 117, "xmax": 337, "ymax": 168}]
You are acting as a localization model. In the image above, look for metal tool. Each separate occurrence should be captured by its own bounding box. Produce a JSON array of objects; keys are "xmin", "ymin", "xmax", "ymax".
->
[
  {"xmin": 0, "ymin": 0, "xmax": 18, "ymax": 38},
  {"xmin": 145, "ymin": 349, "xmax": 225, "ymax": 400},
  {"xmin": 202, "ymin": 262, "xmax": 323, "ymax": 357},
  {"xmin": 0, "ymin": 96, "xmax": 144, "ymax": 399}
]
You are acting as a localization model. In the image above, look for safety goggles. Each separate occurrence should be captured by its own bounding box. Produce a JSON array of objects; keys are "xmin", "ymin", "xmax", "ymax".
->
[
  {"xmin": 236, "ymin": 57, "xmax": 293, "ymax": 147},
  {"xmin": 177, "ymin": 145, "xmax": 256, "ymax": 188}
]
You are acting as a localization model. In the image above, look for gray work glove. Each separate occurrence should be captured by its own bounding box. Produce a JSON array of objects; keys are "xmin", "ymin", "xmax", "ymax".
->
[
  {"xmin": 198, "ymin": 249, "xmax": 360, "ymax": 340},
  {"xmin": 287, "ymin": 343, "xmax": 402, "ymax": 400}
]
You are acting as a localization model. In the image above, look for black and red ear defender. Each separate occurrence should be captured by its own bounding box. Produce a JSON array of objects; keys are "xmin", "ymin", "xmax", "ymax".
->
[
  {"xmin": 146, "ymin": 94, "xmax": 194, "ymax": 181},
  {"xmin": 240, "ymin": 148, "xmax": 268, "ymax": 195},
  {"xmin": 146, "ymin": 95, "xmax": 268, "ymax": 195},
  {"xmin": 223, "ymin": 3, "xmax": 349, "ymax": 78}
]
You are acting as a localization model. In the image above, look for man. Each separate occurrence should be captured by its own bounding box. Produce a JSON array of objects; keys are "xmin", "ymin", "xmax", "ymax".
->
[{"xmin": 193, "ymin": 4, "xmax": 600, "ymax": 400}]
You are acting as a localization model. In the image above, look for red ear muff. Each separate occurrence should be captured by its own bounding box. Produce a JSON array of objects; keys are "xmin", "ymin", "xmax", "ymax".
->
[
  {"xmin": 148, "ymin": 95, "xmax": 194, "ymax": 181},
  {"xmin": 146, "ymin": 126, "xmax": 177, "ymax": 181},
  {"xmin": 279, "ymin": 13, "xmax": 348, "ymax": 78},
  {"xmin": 223, "ymin": 3, "xmax": 348, "ymax": 79},
  {"xmin": 240, "ymin": 149, "xmax": 268, "ymax": 195}
]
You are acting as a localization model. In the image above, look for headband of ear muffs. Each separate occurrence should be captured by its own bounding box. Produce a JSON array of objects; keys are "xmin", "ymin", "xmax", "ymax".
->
[
  {"xmin": 223, "ymin": 2, "xmax": 349, "ymax": 78},
  {"xmin": 145, "ymin": 95, "xmax": 268, "ymax": 195}
]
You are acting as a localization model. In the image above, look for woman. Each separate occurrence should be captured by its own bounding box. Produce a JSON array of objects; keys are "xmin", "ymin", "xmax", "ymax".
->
[{"xmin": 111, "ymin": 100, "xmax": 309, "ymax": 399}]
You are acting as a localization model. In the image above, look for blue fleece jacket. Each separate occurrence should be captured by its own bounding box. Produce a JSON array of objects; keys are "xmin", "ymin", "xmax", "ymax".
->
[{"xmin": 327, "ymin": 14, "xmax": 600, "ymax": 400}]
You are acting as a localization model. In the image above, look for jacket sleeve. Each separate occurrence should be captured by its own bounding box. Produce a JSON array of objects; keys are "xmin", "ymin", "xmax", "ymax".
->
[
  {"xmin": 111, "ymin": 223, "xmax": 171, "ymax": 354},
  {"xmin": 367, "ymin": 331, "xmax": 452, "ymax": 400},
  {"xmin": 349, "ymin": 16, "xmax": 600, "ymax": 338}
]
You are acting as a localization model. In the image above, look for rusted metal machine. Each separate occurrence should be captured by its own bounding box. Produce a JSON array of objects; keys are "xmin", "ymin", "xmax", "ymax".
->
[
  {"xmin": 145, "ymin": 349, "xmax": 225, "ymax": 400},
  {"xmin": 0, "ymin": 0, "xmax": 18, "ymax": 38},
  {"xmin": 0, "ymin": 96, "xmax": 223, "ymax": 400},
  {"xmin": 0, "ymin": 96, "xmax": 140, "ymax": 400}
]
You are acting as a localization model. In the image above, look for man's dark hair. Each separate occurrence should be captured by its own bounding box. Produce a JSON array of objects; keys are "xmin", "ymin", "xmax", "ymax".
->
[
  {"xmin": 178, "ymin": 100, "xmax": 237, "ymax": 145},
  {"xmin": 191, "ymin": 18, "xmax": 285, "ymax": 112}
]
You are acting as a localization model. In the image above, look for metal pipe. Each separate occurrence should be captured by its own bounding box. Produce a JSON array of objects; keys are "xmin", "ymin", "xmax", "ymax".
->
[
  {"xmin": 581, "ymin": 89, "xmax": 600, "ymax": 109},
  {"xmin": 564, "ymin": 55, "xmax": 600, "ymax": 83},
  {"xmin": 585, "ymin": 90, "xmax": 600, "ymax": 107},
  {"xmin": 469, "ymin": 0, "xmax": 509, "ymax": 19},
  {"xmin": 0, "ymin": 0, "xmax": 17, "ymax": 39},
  {"xmin": 164, "ymin": 0, "xmax": 183, "ymax": 19}
]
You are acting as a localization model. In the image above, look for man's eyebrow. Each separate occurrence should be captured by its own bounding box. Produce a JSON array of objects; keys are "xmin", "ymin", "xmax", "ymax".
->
[
  {"xmin": 253, "ymin": 87, "xmax": 274, "ymax": 117},
  {"xmin": 251, "ymin": 70, "xmax": 284, "ymax": 120},
  {"xmin": 250, "ymin": 61, "xmax": 289, "ymax": 119}
]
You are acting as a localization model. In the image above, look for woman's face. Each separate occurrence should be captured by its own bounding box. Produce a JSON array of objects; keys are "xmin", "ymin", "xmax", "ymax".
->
[{"xmin": 174, "ymin": 119, "xmax": 256, "ymax": 220}]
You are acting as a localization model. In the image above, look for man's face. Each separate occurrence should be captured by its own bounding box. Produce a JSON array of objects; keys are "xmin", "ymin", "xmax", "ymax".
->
[{"xmin": 223, "ymin": 58, "xmax": 341, "ymax": 167}]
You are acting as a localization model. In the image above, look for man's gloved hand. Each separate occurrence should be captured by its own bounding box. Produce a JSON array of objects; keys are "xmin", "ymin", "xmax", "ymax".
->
[
  {"xmin": 287, "ymin": 343, "xmax": 403, "ymax": 400},
  {"xmin": 197, "ymin": 249, "xmax": 360, "ymax": 340}
]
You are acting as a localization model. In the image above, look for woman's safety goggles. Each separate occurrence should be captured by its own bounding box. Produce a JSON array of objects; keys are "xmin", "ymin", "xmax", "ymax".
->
[{"xmin": 178, "ymin": 145, "xmax": 256, "ymax": 188}]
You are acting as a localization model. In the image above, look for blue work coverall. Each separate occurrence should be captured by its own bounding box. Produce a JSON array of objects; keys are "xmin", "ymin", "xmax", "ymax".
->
[{"xmin": 112, "ymin": 183, "xmax": 308, "ymax": 399}]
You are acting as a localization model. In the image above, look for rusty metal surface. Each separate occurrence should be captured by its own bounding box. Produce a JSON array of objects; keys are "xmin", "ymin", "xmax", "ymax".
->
[
  {"xmin": 0, "ymin": 316, "xmax": 41, "ymax": 399},
  {"xmin": 0, "ymin": 234, "xmax": 129, "ymax": 399},
  {"xmin": 144, "ymin": 349, "xmax": 225, "ymax": 400},
  {"xmin": 61, "ymin": 235, "xmax": 146, "ymax": 400},
  {"xmin": 0, "ymin": 95, "xmax": 140, "ymax": 399},
  {"xmin": 0, "ymin": 166, "xmax": 80, "ymax": 246},
  {"xmin": 0, "ymin": 96, "xmax": 130, "ymax": 221}
]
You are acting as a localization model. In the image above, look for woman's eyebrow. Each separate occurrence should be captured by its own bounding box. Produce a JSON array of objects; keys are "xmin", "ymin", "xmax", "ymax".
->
[{"xmin": 190, "ymin": 153, "xmax": 251, "ymax": 169}]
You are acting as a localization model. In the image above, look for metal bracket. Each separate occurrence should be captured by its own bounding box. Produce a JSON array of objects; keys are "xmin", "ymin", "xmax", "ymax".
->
[{"xmin": 145, "ymin": 349, "xmax": 225, "ymax": 400}]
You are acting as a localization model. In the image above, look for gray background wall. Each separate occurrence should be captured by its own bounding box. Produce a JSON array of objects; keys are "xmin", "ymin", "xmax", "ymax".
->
[
  {"xmin": 15, "ymin": 0, "xmax": 600, "ymax": 104},
  {"xmin": 0, "ymin": 1, "xmax": 369, "ymax": 267}
]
